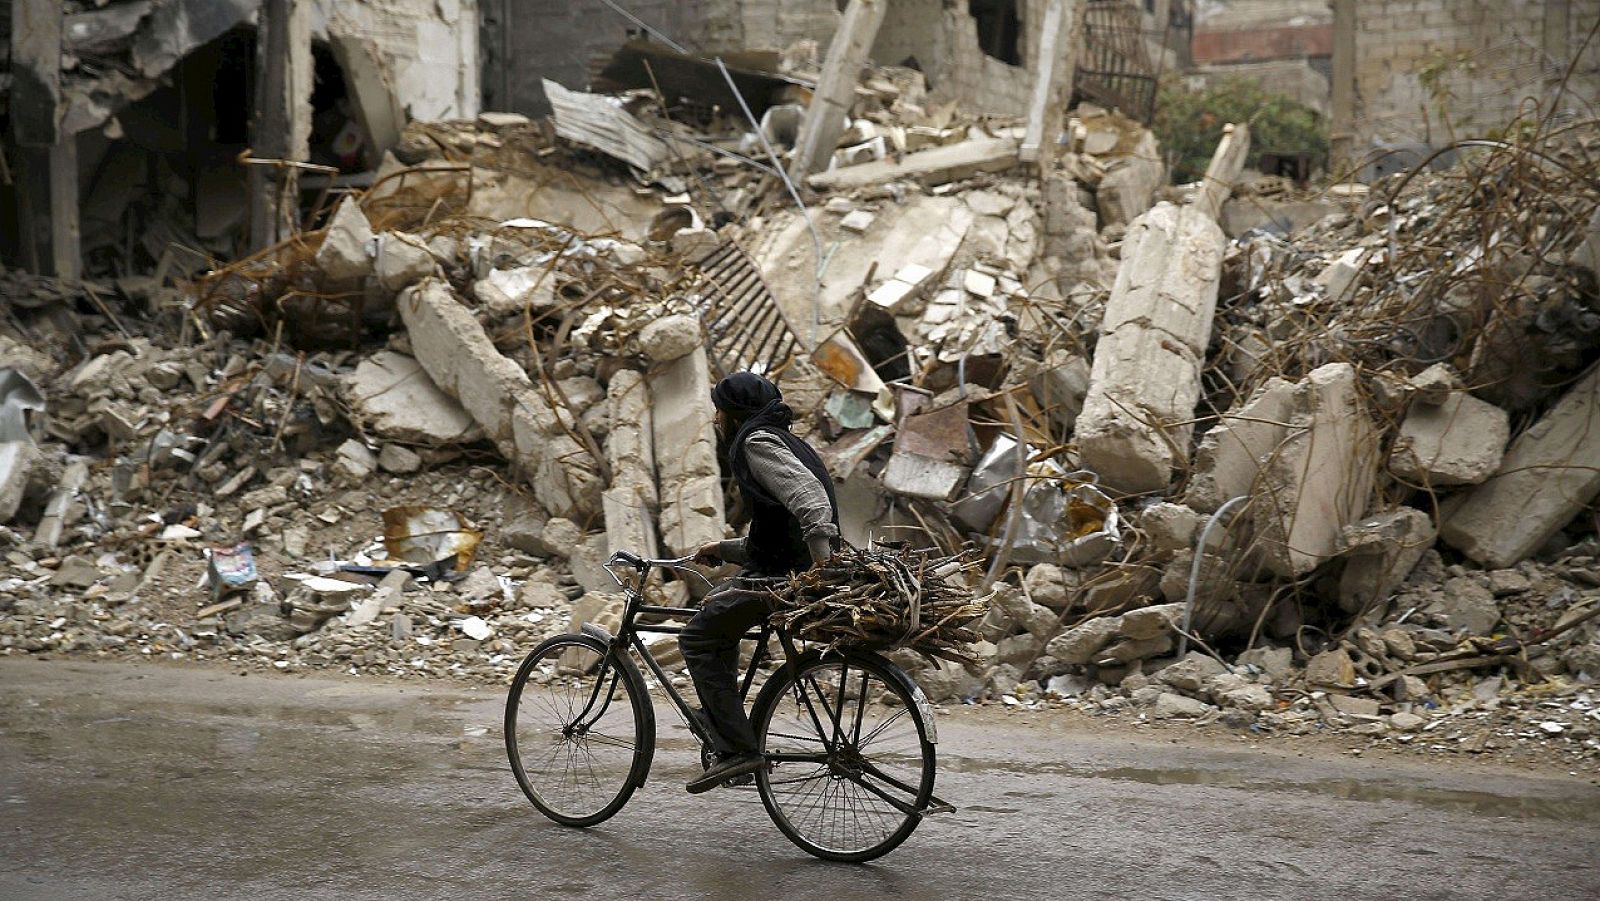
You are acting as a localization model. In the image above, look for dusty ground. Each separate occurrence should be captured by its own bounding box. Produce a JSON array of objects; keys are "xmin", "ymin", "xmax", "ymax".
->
[{"xmin": 2, "ymin": 658, "xmax": 1598, "ymax": 900}]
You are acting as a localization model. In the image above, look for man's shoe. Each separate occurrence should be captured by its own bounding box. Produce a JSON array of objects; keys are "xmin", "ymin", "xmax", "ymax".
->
[{"xmin": 686, "ymin": 751, "xmax": 765, "ymax": 794}]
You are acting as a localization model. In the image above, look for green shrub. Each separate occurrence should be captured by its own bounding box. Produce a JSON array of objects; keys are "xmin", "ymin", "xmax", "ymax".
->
[{"xmin": 1153, "ymin": 76, "xmax": 1329, "ymax": 183}]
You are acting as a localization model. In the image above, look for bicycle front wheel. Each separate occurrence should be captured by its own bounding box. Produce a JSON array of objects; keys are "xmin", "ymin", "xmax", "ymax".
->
[
  {"xmin": 752, "ymin": 651, "xmax": 936, "ymax": 862},
  {"xmin": 505, "ymin": 633, "xmax": 653, "ymax": 827}
]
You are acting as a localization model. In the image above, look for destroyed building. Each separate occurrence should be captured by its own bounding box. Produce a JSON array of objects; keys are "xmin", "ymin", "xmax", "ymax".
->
[{"xmin": 3, "ymin": 0, "xmax": 1599, "ymax": 761}]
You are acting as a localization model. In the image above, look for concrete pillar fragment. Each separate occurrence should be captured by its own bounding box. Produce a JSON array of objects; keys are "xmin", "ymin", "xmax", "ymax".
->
[
  {"xmin": 647, "ymin": 339, "xmax": 725, "ymax": 556},
  {"xmin": 789, "ymin": 0, "xmax": 889, "ymax": 179},
  {"xmin": 602, "ymin": 369, "xmax": 659, "ymax": 560},
  {"xmin": 1020, "ymin": 0, "xmax": 1085, "ymax": 170},
  {"xmin": 397, "ymin": 279, "xmax": 600, "ymax": 520},
  {"xmin": 1440, "ymin": 362, "xmax": 1600, "ymax": 568},
  {"xmin": 1075, "ymin": 126, "xmax": 1250, "ymax": 494},
  {"xmin": 1075, "ymin": 203, "xmax": 1225, "ymax": 492}
]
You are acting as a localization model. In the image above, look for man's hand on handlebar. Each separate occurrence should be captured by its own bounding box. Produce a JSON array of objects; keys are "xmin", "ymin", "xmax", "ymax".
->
[{"xmin": 691, "ymin": 542, "xmax": 723, "ymax": 568}]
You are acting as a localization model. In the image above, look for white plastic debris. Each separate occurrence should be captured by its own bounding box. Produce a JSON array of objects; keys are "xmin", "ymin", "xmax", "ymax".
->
[{"xmin": 459, "ymin": 616, "xmax": 493, "ymax": 641}]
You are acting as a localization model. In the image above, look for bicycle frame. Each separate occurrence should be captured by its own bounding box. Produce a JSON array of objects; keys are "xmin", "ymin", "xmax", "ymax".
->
[{"xmin": 573, "ymin": 551, "xmax": 778, "ymax": 754}]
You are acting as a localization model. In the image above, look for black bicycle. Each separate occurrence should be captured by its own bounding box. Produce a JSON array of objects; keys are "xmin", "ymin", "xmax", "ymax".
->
[{"xmin": 504, "ymin": 550, "xmax": 951, "ymax": 861}]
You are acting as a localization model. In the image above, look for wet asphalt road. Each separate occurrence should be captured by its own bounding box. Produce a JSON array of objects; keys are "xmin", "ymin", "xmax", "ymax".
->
[{"xmin": 2, "ymin": 658, "xmax": 1598, "ymax": 901}]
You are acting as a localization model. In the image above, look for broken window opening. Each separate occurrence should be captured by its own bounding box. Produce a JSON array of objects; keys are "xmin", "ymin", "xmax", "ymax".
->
[
  {"xmin": 309, "ymin": 42, "xmax": 365, "ymax": 174},
  {"xmin": 969, "ymin": 0, "xmax": 1023, "ymax": 66}
]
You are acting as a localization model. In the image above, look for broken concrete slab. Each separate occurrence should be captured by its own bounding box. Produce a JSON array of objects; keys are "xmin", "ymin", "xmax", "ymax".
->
[
  {"xmin": 1095, "ymin": 130, "xmax": 1163, "ymax": 227},
  {"xmin": 375, "ymin": 231, "xmax": 437, "ymax": 293},
  {"xmin": 1186, "ymin": 377, "xmax": 1297, "ymax": 513},
  {"xmin": 472, "ymin": 267, "xmax": 559, "ymax": 317},
  {"xmin": 602, "ymin": 369, "xmax": 658, "ymax": 560},
  {"xmin": 881, "ymin": 451, "xmax": 968, "ymax": 502},
  {"xmin": 543, "ymin": 79, "xmax": 671, "ymax": 172},
  {"xmin": 315, "ymin": 197, "xmax": 375, "ymax": 281},
  {"xmin": 399, "ymin": 279, "xmax": 599, "ymax": 519},
  {"xmin": 1388, "ymin": 390, "xmax": 1510, "ymax": 487},
  {"xmin": 806, "ymin": 137, "xmax": 1020, "ymax": 192},
  {"xmin": 1429, "ymin": 576, "xmax": 1501, "ymax": 636},
  {"xmin": 1439, "ymin": 362, "xmax": 1600, "ymax": 568},
  {"xmin": 649, "ymin": 345, "xmax": 724, "ymax": 555},
  {"xmin": 1076, "ymin": 201, "xmax": 1228, "ymax": 493},
  {"xmin": 1337, "ymin": 508, "xmax": 1436, "ymax": 615},
  {"xmin": 1254, "ymin": 363, "xmax": 1382, "ymax": 578},
  {"xmin": 334, "ymin": 440, "xmax": 377, "ymax": 482},
  {"xmin": 344, "ymin": 351, "xmax": 482, "ymax": 446}
]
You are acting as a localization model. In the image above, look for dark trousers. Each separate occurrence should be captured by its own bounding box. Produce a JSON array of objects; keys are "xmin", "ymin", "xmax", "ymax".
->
[{"xmin": 678, "ymin": 576, "xmax": 774, "ymax": 757}]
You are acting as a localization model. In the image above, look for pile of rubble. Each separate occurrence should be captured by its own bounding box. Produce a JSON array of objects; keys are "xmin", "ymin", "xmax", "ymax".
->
[{"xmin": 3, "ymin": 49, "xmax": 1599, "ymax": 763}]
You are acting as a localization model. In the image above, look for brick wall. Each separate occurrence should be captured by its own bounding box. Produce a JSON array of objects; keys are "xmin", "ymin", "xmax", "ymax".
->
[
  {"xmin": 1192, "ymin": 23, "xmax": 1332, "ymax": 65},
  {"xmin": 1352, "ymin": 0, "xmax": 1600, "ymax": 148}
]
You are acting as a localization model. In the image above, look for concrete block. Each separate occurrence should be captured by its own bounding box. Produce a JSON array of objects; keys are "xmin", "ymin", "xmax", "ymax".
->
[
  {"xmin": 1186, "ymin": 377, "xmax": 1297, "ymax": 512},
  {"xmin": 881, "ymin": 452, "xmax": 968, "ymax": 501},
  {"xmin": 1440, "ymin": 363, "xmax": 1600, "ymax": 568},
  {"xmin": 315, "ymin": 197, "xmax": 374, "ymax": 281},
  {"xmin": 1254, "ymin": 363, "xmax": 1382, "ymax": 578},
  {"xmin": 639, "ymin": 315, "xmax": 701, "ymax": 363},
  {"xmin": 1096, "ymin": 131, "xmax": 1164, "ymax": 227},
  {"xmin": 375, "ymin": 231, "xmax": 437, "ymax": 293},
  {"xmin": 1336, "ymin": 507, "xmax": 1436, "ymax": 614},
  {"xmin": 0, "ymin": 440, "xmax": 39, "ymax": 523},
  {"xmin": 1077, "ymin": 202, "xmax": 1227, "ymax": 493},
  {"xmin": 343, "ymin": 351, "xmax": 481, "ymax": 445},
  {"xmin": 1388, "ymin": 390, "xmax": 1509, "ymax": 487}
]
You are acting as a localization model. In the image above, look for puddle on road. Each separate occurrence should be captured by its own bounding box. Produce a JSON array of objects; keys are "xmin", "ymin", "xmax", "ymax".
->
[{"xmin": 943, "ymin": 757, "xmax": 1600, "ymax": 823}]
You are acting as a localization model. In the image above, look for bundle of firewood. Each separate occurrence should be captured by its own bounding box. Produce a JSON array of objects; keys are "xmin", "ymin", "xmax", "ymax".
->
[{"xmin": 767, "ymin": 543, "xmax": 990, "ymax": 663}]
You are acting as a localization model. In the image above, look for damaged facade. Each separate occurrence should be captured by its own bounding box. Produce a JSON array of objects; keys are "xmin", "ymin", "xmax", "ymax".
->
[
  {"xmin": 3, "ymin": 0, "xmax": 479, "ymax": 279},
  {"xmin": 3, "ymin": 0, "xmax": 1600, "ymax": 763}
]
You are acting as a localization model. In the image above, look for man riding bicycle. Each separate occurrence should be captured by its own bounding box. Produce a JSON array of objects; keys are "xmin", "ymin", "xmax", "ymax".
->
[{"xmin": 681, "ymin": 371, "xmax": 840, "ymax": 794}]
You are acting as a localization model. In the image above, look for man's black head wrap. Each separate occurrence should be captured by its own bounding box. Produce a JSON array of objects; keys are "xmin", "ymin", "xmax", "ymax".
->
[{"xmin": 710, "ymin": 372, "xmax": 793, "ymax": 502}]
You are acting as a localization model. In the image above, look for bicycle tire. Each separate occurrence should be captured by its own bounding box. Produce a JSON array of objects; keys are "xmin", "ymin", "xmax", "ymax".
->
[
  {"xmin": 751, "ymin": 650, "xmax": 936, "ymax": 862},
  {"xmin": 504, "ymin": 633, "xmax": 654, "ymax": 827}
]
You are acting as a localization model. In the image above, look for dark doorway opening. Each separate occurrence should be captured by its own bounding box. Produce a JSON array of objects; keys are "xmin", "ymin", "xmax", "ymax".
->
[{"xmin": 969, "ymin": 0, "xmax": 1022, "ymax": 66}]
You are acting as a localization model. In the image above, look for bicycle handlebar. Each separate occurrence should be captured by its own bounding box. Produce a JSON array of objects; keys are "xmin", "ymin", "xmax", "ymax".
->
[{"xmin": 603, "ymin": 550, "xmax": 716, "ymax": 590}]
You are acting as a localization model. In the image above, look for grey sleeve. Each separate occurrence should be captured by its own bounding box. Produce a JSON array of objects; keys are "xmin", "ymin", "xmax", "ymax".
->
[{"xmin": 744, "ymin": 434, "xmax": 839, "ymax": 562}]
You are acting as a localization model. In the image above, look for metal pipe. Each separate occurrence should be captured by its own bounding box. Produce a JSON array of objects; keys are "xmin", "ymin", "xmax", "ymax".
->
[{"xmin": 1177, "ymin": 494, "xmax": 1249, "ymax": 658}]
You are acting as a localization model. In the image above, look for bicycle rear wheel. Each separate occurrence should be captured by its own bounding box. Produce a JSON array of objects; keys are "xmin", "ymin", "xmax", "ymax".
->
[
  {"xmin": 752, "ymin": 651, "xmax": 936, "ymax": 862},
  {"xmin": 505, "ymin": 633, "xmax": 653, "ymax": 827}
]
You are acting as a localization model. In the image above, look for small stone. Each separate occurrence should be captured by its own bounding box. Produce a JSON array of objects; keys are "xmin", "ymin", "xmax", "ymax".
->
[
  {"xmin": 1118, "ymin": 603, "xmax": 1181, "ymax": 640},
  {"xmin": 377, "ymin": 444, "xmax": 423, "ymax": 475},
  {"xmin": 838, "ymin": 209, "xmax": 876, "ymax": 232},
  {"xmin": 1155, "ymin": 651, "xmax": 1227, "ymax": 692},
  {"xmin": 333, "ymin": 439, "xmax": 376, "ymax": 481},
  {"xmin": 1023, "ymin": 563, "xmax": 1070, "ymax": 609},
  {"xmin": 1388, "ymin": 711, "xmax": 1426, "ymax": 732},
  {"xmin": 1305, "ymin": 648, "xmax": 1356, "ymax": 688},
  {"xmin": 1235, "ymin": 646, "xmax": 1294, "ymax": 681},
  {"xmin": 456, "ymin": 568, "xmax": 503, "ymax": 602},
  {"xmin": 1153, "ymin": 692, "xmax": 1214, "ymax": 718},
  {"xmin": 1487, "ymin": 569, "xmax": 1531, "ymax": 596},
  {"xmin": 1327, "ymin": 694, "xmax": 1380, "ymax": 717},
  {"xmin": 1430, "ymin": 577, "xmax": 1500, "ymax": 635},
  {"xmin": 517, "ymin": 579, "xmax": 567, "ymax": 609},
  {"xmin": 1380, "ymin": 628, "xmax": 1417, "ymax": 661},
  {"xmin": 49, "ymin": 555, "xmax": 102, "ymax": 588},
  {"xmin": 1139, "ymin": 502, "xmax": 1201, "ymax": 555},
  {"xmin": 1043, "ymin": 615, "xmax": 1120, "ymax": 665}
]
